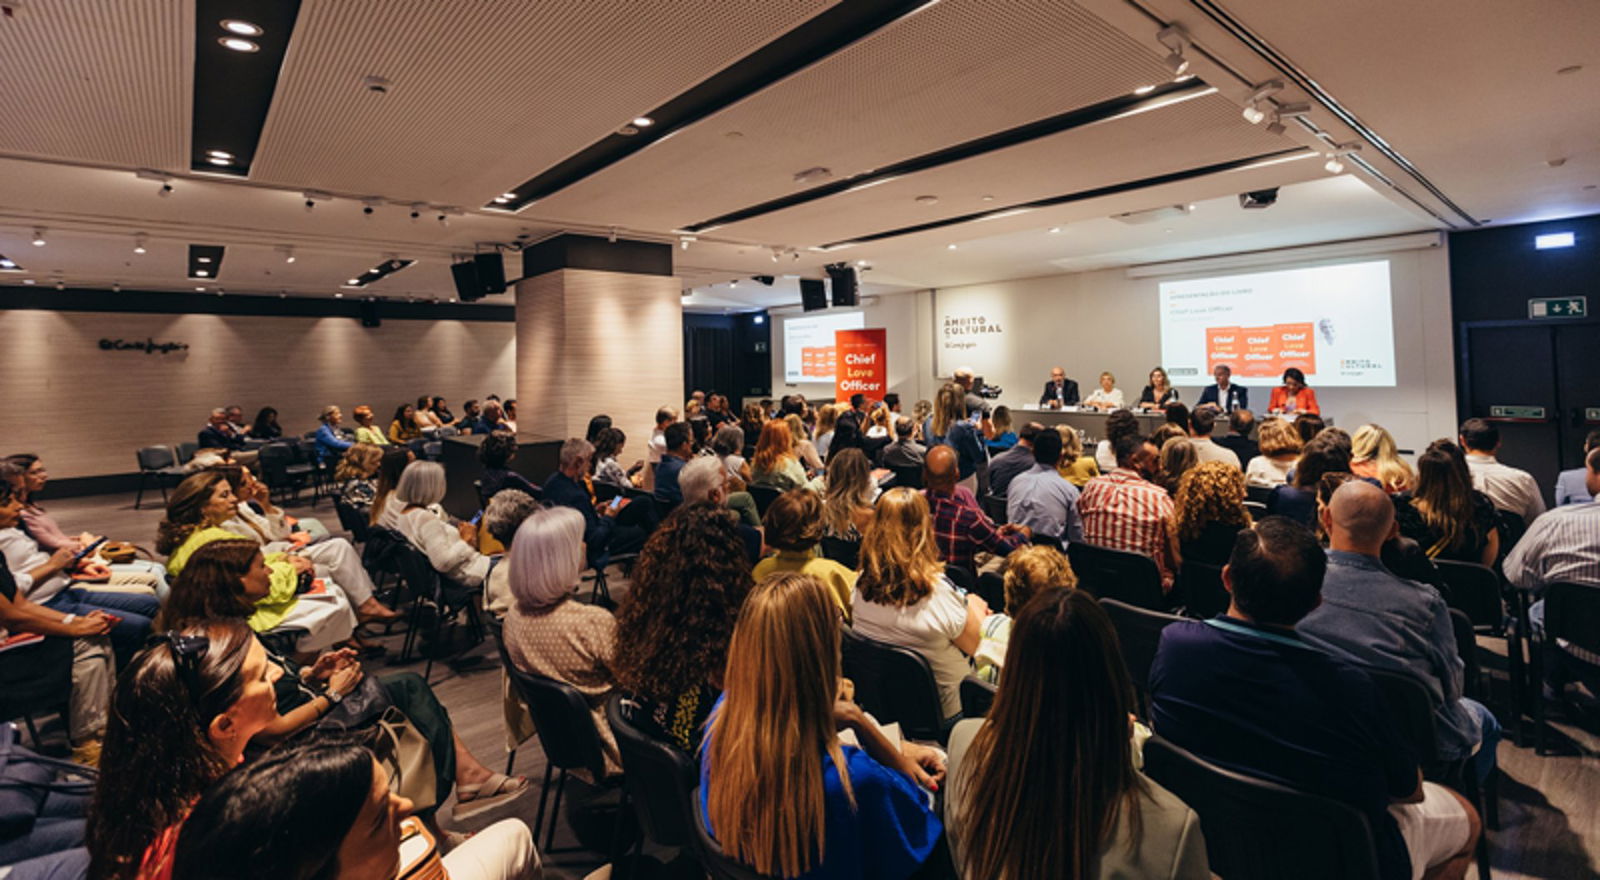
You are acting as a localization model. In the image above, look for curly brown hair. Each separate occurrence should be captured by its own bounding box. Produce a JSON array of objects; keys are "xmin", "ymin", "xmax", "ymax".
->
[
  {"xmin": 1173, "ymin": 461, "xmax": 1251, "ymax": 542},
  {"xmin": 612, "ymin": 503, "xmax": 755, "ymax": 704}
]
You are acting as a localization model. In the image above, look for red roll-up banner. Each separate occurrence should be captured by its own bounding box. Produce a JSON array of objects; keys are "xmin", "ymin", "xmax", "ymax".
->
[{"xmin": 835, "ymin": 328, "xmax": 887, "ymax": 403}]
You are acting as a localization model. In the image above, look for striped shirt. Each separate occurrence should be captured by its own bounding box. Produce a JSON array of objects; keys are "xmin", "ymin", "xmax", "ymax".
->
[
  {"xmin": 1079, "ymin": 468, "xmax": 1178, "ymax": 588},
  {"xmin": 923, "ymin": 485, "xmax": 1024, "ymax": 571},
  {"xmin": 1504, "ymin": 501, "xmax": 1600, "ymax": 590}
]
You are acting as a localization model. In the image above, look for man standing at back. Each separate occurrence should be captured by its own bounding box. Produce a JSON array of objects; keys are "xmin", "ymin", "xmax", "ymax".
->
[
  {"xmin": 1151, "ymin": 517, "xmax": 1480, "ymax": 880},
  {"xmin": 1078, "ymin": 433, "xmax": 1179, "ymax": 591},
  {"xmin": 1459, "ymin": 418, "xmax": 1545, "ymax": 525},
  {"xmin": 1298, "ymin": 481, "xmax": 1499, "ymax": 785}
]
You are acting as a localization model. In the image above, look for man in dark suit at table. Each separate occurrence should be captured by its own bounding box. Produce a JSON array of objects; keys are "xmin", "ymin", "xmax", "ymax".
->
[
  {"xmin": 1039, "ymin": 366, "xmax": 1080, "ymax": 409},
  {"xmin": 1197, "ymin": 364, "xmax": 1249, "ymax": 412}
]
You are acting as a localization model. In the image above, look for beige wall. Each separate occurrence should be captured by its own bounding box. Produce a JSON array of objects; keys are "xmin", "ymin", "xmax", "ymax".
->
[
  {"xmin": 515, "ymin": 268, "xmax": 683, "ymax": 449},
  {"xmin": 0, "ymin": 309, "xmax": 516, "ymax": 479}
]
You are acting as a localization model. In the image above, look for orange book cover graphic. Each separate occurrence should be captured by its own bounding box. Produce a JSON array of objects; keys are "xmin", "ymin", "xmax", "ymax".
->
[{"xmin": 1206, "ymin": 323, "xmax": 1316, "ymax": 378}]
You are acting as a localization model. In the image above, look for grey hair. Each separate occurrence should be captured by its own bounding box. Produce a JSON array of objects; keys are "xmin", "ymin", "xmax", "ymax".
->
[
  {"xmin": 483, "ymin": 489, "xmax": 539, "ymax": 547},
  {"xmin": 711, "ymin": 424, "xmax": 745, "ymax": 457},
  {"xmin": 507, "ymin": 506, "xmax": 586, "ymax": 610},
  {"xmin": 679, "ymin": 456, "xmax": 725, "ymax": 505},
  {"xmin": 394, "ymin": 460, "xmax": 447, "ymax": 507},
  {"xmin": 559, "ymin": 437, "xmax": 594, "ymax": 470},
  {"xmin": 210, "ymin": 407, "xmax": 227, "ymax": 417}
]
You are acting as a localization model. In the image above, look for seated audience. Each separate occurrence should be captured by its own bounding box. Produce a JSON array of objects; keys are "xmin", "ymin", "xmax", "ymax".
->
[
  {"xmin": 1267, "ymin": 367, "xmax": 1320, "ymax": 415},
  {"xmin": 0, "ymin": 565, "xmax": 113, "ymax": 767},
  {"xmin": 1, "ymin": 481, "xmax": 158, "ymax": 665},
  {"xmin": 350, "ymin": 404, "xmax": 389, "ymax": 445},
  {"xmin": 923, "ymin": 446, "xmax": 1028, "ymax": 572},
  {"xmin": 1299, "ymin": 481, "xmax": 1500, "ymax": 784},
  {"xmin": 753, "ymin": 488, "xmax": 856, "ymax": 615},
  {"xmin": 1006, "ymin": 429, "xmax": 1084, "ymax": 543},
  {"xmin": 814, "ymin": 403, "xmax": 841, "ymax": 461},
  {"xmin": 585, "ymin": 414, "xmax": 613, "ymax": 444},
  {"xmin": 225, "ymin": 406, "xmax": 248, "ymax": 435},
  {"xmin": 1188, "ymin": 408, "xmax": 1241, "ymax": 469},
  {"xmin": 388, "ymin": 403, "xmax": 422, "ymax": 444},
  {"xmin": 502, "ymin": 399, "xmax": 519, "ymax": 433},
  {"xmin": 1247, "ymin": 417, "xmax": 1303, "ymax": 488},
  {"xmin": 853, "ymin": 487, "xmax": 989, "ymax": 719},
  {"xmin": 1095, "ymin": 410, "xmax": 1141, "ymax": 472},
  {"xmin": 748, "ymin": 419, "xmax": 807, "ymax": 493},
  {"xmin": 334, "ymin": 442, "xmax": 383, "ymax": 514},
  {"xmin": 247, "ymin": 406, "xmax": 282, "ymax": 440},
  {"xmin": 198, "ymin": 407, "xmax": 246, "ymax": 451},
  {"xmin": 1137, "ymin": 366, "xmax": 1179, "ymax": 411},
  {"xmin": 413, "ymin": 395, "xmax": 444, "ymax": 432},
  {"xmin": 1055, "ymin": 425, "xmax": 1101, "ymax": 487},
  {"xmin": 1351, "ymin": 424, "xmax": 1414, "ymax": 493},
  {"xmin": 1554, "ymin": 429, "xmax": 1600, "ymax": 506},
  {"xmin": 1083, "ymin": 371, "xmax": 1124, "ymax": 411},
  {"xmin": 1267, "ymin": 429, "xmax": 1352, "ymax": 526},
  {"xmin": 1459, "ymin": 417, "xmax": 1545, "ymax": 525},
  {"xmin": 652, "ymin": 421, "xmax": 697, "ymax": 505},
  {"xmin": 591, "ymin": 426, "xmax": 634, "ymax": 490},
  {"xmin": 1393, "ymin": 441, "xmax": 1500, "ymax": 565},
  {"xmin": 473, "ymin": 400, "xmax": 509, "ymax": 436},
  {"xmin": 313, "ymin": 405, "xmax": 354, "ymax": 464},
  {"xmin": 701, "ymin": 572, "xmax": 946, "ymax": 880},
  {"xmin": 460, "ymin": 398, "xmax": 482, "ymax": 429},
  {"xmin": 739, "ymin": 402, "xmax": 766, "ymax": 452},
  {"xmin": 87, "ymin": 621, "xmax": 280, "ymax": 880},
  {"xmin": 910, "ymin": 399, "xmax": 934, "ymax": 442},
  {"xmin": 543, "ymin": 437, "xmax": 646, "ymax": 567},
  {"xmin": 172, "ymin": 741, "xmax": 539, "ymax": 880},
  {"xmin": 985, "ymin": 421, "xmax": 1040, "ymax": 498},
  {"xmin": 1079, "ymin": 433, "xmax": 1179, "ymax": 592},
  {"xmin": 158, "ymin": 472, "xmax": 356, "ymax": 652},
  {"xmin": 972, "ymin": 544, "xmax": 1074, "ymax": 683},
  {"xmin": 786, "ymin": 413, "xmax": 826, "ymax": 473},
  {"xmin": 986, "ymin": 405, "xmax": 1018, "ymax": 452},
  {"xmin": 158, "ymin": 540, "xmax": 528, "ymax": 818},
  {"xmin": 950, "ymin": 588, "xmax": 1208, "ymax": 880},
  {"xmin": 503, "ymin": 506, "xmax": 621, "ymax": 779},
  {"xmin": 865, "ymin": 404, "xmax": 892, "ymax": 440},
  {"xmin": 1148, "ymin": 422, "xmax": 1187, "ymax": 453},
  {"xmin": 880, "ymin": 416, "xmax": 928, "ymax": 471},
  {"xmin": 430, "ymin": 395, "xmax": 456, "ymax": 426},
  {"xmin": 380, "ymin": 461, "xmax": 491, "ymax": 586},
  {"xmin": 703, "ymin": 393, "xmax": 733, "ymax": 430},
  {"xmin": 1216, "ymin": 408, "xmax": 1259, "ymax": 465},
  {"xmin": 821, "ymin": 447, "xmax": 877, "ymax": 544},
  {"xmin": 711, "ymin": 424, "xmax": 751, "ymax": 489},
  {"xmin": 612, "ymin": 503, "xmax": 754, "ymax": 751},
  {"xmin": 1164, "ymin": 403, "xmax": 1191, "ymax": 434},
  {"xmin": 1506, "ymin": 448, "xmax": 1600, "ymax": 694},
  {"xmin": 1157, "ymin": 436, "xmax": 1198, "ymax": 498},
  {"xmin": 1150, "ymin": 518, "xmax": 1481, "ymax": 880},
  {"xmin": 369, "ymin": 446, "xmax": 415, "ymax": 526},
  {"xmin": 680, "ymin": 457, "xmax": 762, "ymax": 561},
  {"xmin": 482, "ymin": 489, "xmax": 539, "ymax": 617},
  {"xmin": 688, "ymin": 414, "xmax": 713, "ymax": 455},
  {"xmin": 479, "ymin": 430, "xmax": 540, "ymax": 501},
  {"xmin": 1174, "ymin": 461, "xmax": 1253, "ymax": 567}
]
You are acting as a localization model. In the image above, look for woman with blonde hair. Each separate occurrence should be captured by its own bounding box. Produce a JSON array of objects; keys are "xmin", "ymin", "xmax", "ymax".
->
[
  {"xmin": 1083, "ymin": 371, "xmax": 1124, "ymax": 410},
  {"xmin": 334, "ymin": 442, "xmax": 384, "ymax": 513},
  {"xmin": 1246, "ymin": 417, "xmax": 1303, "ymax": 489},
  {"xmin": 701, "ymin": 572, "xmax": 945, "ymax": 879},
  {"xmin": 821, "ymin": 447, "xmax": 877, "ymax": 543},
  {"xmin": 1055, "ymin": 426, "xmax": 1100, "ymax": 487},
  {"xmin": 1350, "ymin": 424, "xmax": 1414, "ymax": 493},
  {"xmin": 1157, "ymin": 436, "xmax": 1198, "ymax": 498},
  {"xmin": 852, "ymin": 488, "xmax": 988, "ymax": 719},
  {"xmin": 974, "ymin": 544, "xmax": 1076, "ymax": 682},
  {"xmin": 1137, "ymin": 366, "xmax": 1179, "ymax": 412},
  {"xmin": 1173, "ymin": 461, "xmax": 1252, "ymax": 566},
  {"xmin": 750, "ymin": 419, "xmax": 807, "ymax": 491},
  {"xmin": 350, "ymin": 405, "xmax": 389, "ymax": 446},
  {"xmin": 814, "ymin": 403, "xmax": 842, "ymax": 460},
  {"xmin": 925, "ymin": 383, "xmax": 985, "ymax": 492},
  {"xmin": 910, "ymin": 399, "xmax": 933, "ymax": 442},
  {"xmin": 784, "ymin": 412, "xmax": 824, "ymax": 472}
]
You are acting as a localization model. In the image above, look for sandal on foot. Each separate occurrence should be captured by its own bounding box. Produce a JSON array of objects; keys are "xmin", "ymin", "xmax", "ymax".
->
[{"xmin": 453, "ymin": 773, "xmax": 529, "ymax": 820}]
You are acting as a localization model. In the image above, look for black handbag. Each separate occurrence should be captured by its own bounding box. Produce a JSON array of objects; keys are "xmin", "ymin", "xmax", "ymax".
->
[
  {"xmin": 315, "ymin": 673, "xmax": 394, "ymax": 731},
  {"xmin": 0, "ymin": 724, "xmax": 96, "ymax": 840}
]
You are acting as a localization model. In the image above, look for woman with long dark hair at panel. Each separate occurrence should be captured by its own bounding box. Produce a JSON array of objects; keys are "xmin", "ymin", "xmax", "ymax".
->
[
  {"xmin": 1393, "ymin": 440, "xmax": 1500, "ymax": 566},
  {"xmin": 701, "ymin": 572, "xmax": 947, "ymax": 880},
  {"xmin": 86, "ymin": 620, "xmax": 281, "ymax": 880},
  {"xmin": 1268, "ymin": 367, "xmax": 1320, "ymax": 416},
  {"xmin": 945, "ymin": 588, "xmax": 1209, "ymax": 880}
]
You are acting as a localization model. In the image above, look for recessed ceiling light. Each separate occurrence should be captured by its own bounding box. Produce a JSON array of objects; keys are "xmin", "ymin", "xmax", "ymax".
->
[
  {"xmin": 219, "ymin": 37, "xmax": 259, "ymax": 53},
  {"xmin": 492, "ymin": 192, "xmax": 516, "ymax": 204},
  {"xmin": 915, "ymin": 195, "xmax": 939, "ymax": 205},
  {"xmin": 23, "ymin": 279, "xmax": 36, "ymax": 285},
  {"xmin": 220, "ymin": 19, "xmax": 263, "ymax": 37},
  {"xmin": 207, "ymin": 156, "xmax": 232, "ymax": 166},
  {"xmin": 197, "ymin": 256, "xmax": 212, "ymax": 263},
  {"xmin": 31, "ymin": 228, "xmax": 46, "ymax": 246},
  {"xmin": 0, "ymin": 259, "xmax": 12, "ymax": 268},
  {"xmin": 947, "ymin": 243, "xmax": 958, "ymax": 250},
  {"xmin": 347, "ymin": 278, "xmax": 360, "ymax": 285},
  {"xmin": 134, "ymin": 234, "xmax": 147, "ymax": 254},
  {"xmin": 196, "ymin": 270, "xmax": 209, "ymax": 277},
  {"xmin": 195, "ymin": 286, "xmax": 206, "ymax": 292},
  {"xmin": 335, "ymin": 292, "xmax": 344, "ymax": 298},
  {"xmin": 632, "ymin": 116, "xmax": 654, "ymax": 127},
  {"xmin": 206, "ymin": 149, "xmax": 234, "ymax": 160},
  {"xmin": 1134, "ymin": 85, "xmax": 1156, "ymax": 95},
  {"xmin": 1048, "ymin": 227, "xmax": 1062, "ymax": 234}
]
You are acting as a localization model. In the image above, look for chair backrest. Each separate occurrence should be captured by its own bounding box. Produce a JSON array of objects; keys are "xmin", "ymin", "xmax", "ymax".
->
[
  {"xmin": 839, "ymin": 627, "xmax": 949, "ymax": 742},
  {"xmin": 1493, "ymin": 509, "xmax": 1526, "ymax": 561},
  {"xmin": 334, "ymin": 500, "xmax": 371, "ymax": 543},
  {"xmin": 890, "ymin": 464, "xmax": 923, "ymax": 490},
  {"xmin": 1431, "ymin": 560, "xmax": 1505, "ymax": 632},
  {"xmin": 1098, "ymin": 598, "xmax": 1184, "ymax": 713},
  {"xmin": 1066, "ymin": 542, "xmax": 1167, "ymax": 611},
  {"xmin": 1177, "ymin": 559, "xmax": 1228, "ymax": 619},
  {"xmin": 499, "ymin": 651, "xmax": 608, "ymax": 782},
  {"xmin": 361, "ymin": 525, "xmax": 404, "ymax": 575},
  {"xmin": 606, "ymin": 694, "xmax": 698, "ymax": 849},
  {"xmin": 1243, "ymin": 499, "xmax": 1268, "ymax": 518},
  {"xmin": 1142, "ymin": 735, "xmax": 1383, "ymax": 880},
  {"xmin": 175, "ymin": 441, "xmax": 199, "ymax": 464},
  {"xmin": 1361, "ymin": 666, "xmax": 1439, "ymax": 765},
  {"xmin": 387, "ymin": 535, "xmax": 443, "ymax": 603},
  {"xmin": 1447, "ymin": 608, "xmax": 1482, "ymax": 700},
  {"xmin": 1543, "ymin": 582, "xmax": 1600, "ymax": 657},
  {"xmin": 960, "ymin": 675, "xmax": 996, "ymax": 718},
  {"xmin": 1245, "ymin": 485, "xmax": 1274, "ymax": 506},
  {"xmin": 693, "ymin": 786, "xmax": 777, "ymax": 880},
  {"xmin": 137, "ymin": 445, "xmax": 175, "ymax": 470},
  {"xmin": 979, "ymin": 493, "xmax": 1007, "ymax": 525},
  {"xmin": 747, "ymin": 485, "xmax": 781, "ymax": 516},
  {"xmin": 818, "ymin": 535, "xmax": 860, "ymax": 570}
]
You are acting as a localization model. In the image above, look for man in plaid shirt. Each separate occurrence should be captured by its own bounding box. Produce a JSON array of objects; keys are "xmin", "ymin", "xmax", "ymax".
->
[
  {"xmin": 1079, "ymin": 433, "xmax": 1179, "ymax": 590},
  {"xmin": 922, "ymin": 445, "xmax": 1029, "ymax": 571}
]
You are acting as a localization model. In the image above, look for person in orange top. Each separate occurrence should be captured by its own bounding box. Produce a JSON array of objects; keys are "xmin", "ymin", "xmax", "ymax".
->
[{"xmin": 1267, "ymin": 367, "xmax": 1320, "ymax": 416}]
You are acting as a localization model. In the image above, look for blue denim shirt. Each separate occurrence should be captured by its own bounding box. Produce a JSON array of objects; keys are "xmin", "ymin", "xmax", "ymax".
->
[{"xmin": 1298, "ymin": 550, "xmax": 1480, "ymax": 760}]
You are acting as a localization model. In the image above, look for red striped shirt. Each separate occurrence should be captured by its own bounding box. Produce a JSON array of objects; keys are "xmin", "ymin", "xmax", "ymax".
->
[{"xmin": 1079, "ymin": 468, "xmax": 1178, "ymax": 588}]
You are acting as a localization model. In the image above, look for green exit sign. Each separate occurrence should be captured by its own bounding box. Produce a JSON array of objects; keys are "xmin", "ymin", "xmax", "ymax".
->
[
  {"xmin": 1490, "ymin": 405, "xmax": 1546, "ymax": 419},
  {"xmin": 1528, "ymin": 296, "xmax": 1587, "ymax": 319},
  {"xmin": 1587, "ymin": 407, "xmax": 1600, "ymax": 423}
]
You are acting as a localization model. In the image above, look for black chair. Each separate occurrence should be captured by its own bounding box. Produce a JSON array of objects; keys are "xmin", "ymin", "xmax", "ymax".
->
[
  {"xmin": 256, "ymin": 626, "xmax": 312, "ymax": 659},
  {"xmin": 1177, "ymin": 559, "xmax": 1228, "ymax": 619},
  {"xmin": 606, "ymin": 694, "xmax": 703, "ymax": 868},
  {"xmin": 889, "ymin": 464, "xmax": 923, "ymax": 490},
  {"xmin": 1245, "ymin": 485, "xmax": 1274, "ymax": 506},
  {"xmin": 747, "ymin": 485, "xmax": 781, "ymax": 517},
  {"xmin": 256, "ymin": 442, "xmax": 307, "ymax": 503},
  {"xmin": 0, "ymin": 639, "xmax": 72, "ymax": 748},
  {"xmin": 1433, "ymin": 561, "xmax": 1505, "ymax": 632},
  {"xmin": 693, "ymin": 786, "xmax": 775, "ymax": 880},
  {"xmin": 1142, "ymin": 735, "xmax": 1383, "ymax": 880},
  {"xmin": 818, "ymin": 535, "xmax": 860, "ymax": 570},
  {"xmin": 1449, "ymin": 608, "xmax": 1484, "ymax": 701},
  {"xmin": 979, "ymin": 493, "xmax": 1007, "ymax": 525},
  {"xmin": 1098, "ymin": 598, "xmax": 1185, "ymax": 718},
  {"xmin": 1243, "ymin": 499, "xmax": 1268, "ymax": 518},
  {"xmin": 134, "ymin": 445, "xmax": 184, "ymax": 509},
  {"xmin": 334, "ymin": 499, "xmax": 371, "ymax": 544},
  {"xmin": 1533, "ymin": 582, "xmax": 1600, "ymax": 756},
  {"xmin": 839, "ymin": 627, "xmax": 955, "ymax": 744},
  {"xmin": 174, "ymin": 441, "xmax": 199, "ymax": 465},
  {"xmin": 959, "ymin": 675, "xmax": 996, "ymax": 718},
  {"xmin": 942, "ymin": 564, "xmax": 1002, "ymax": 614},
  {"xmin": 389, "ymin": 537, "xmax": 483, "ymax": 681},
  {"xmin": 423, "ymin": 441, "xmax": 444, "ymax": 461},
  {"xmin": 1067, "ymin": 542, "xmax": 1167, "ymax": 611}
]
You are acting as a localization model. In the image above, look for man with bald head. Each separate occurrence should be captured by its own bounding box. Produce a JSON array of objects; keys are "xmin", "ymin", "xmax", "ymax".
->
[
  {"xmin": 1300, "ymin": 481, "xmax": 1500, "ymax": 784},
  {"xmin": 1039, "ymin": 366, "xmax": 1080, "ymax": 409},
  {"xmin": 923, "ymin": 444, "xmax": 1028, "ymax": 571}
]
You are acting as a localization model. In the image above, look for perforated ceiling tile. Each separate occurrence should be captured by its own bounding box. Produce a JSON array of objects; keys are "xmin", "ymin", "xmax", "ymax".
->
[
  {"xmin": 0, "ymin": 0, "xmax": 186, "ymax": 168},
  {"xmin": 531, "ymin": 0, "xmax": 1186, "ymax": 230},
  {"xmin": 249, "ymin": 0, "xmax": 834, "ymax": 205}
]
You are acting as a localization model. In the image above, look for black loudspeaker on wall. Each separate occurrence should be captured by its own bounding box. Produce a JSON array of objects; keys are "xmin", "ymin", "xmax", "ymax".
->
[
  {"xmin": 800, "ymin": 278, "xmax": 828, "ymax": 311},
  {"xmin": 359, "ymin": 300, "xmax": 381, "ymax": 328},
  {"xmin": 450, "ymin": 260, "xmax": 483, "ymax": 302},
  {"xmin": 826, "ymin": 265, "xmax": 858, "ymax": 307},
  {"xmin": 474, "ymin": 252, "xmax": 507, "ymax": 294}
]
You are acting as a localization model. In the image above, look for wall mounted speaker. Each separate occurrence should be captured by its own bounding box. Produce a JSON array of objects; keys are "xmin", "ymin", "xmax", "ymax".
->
[
  {"xmin": 800, "ymin": 278, "xmax": 827, "ymax": 311},
  {"xmin": 359, "ymin": 300, "xmax": 381, "ymax": 328},
  {"xmin": 826, "ymin": 265, "xmax": 858, "ymax": 307},
  {"xmin": 450, "ymin": 260, "xmax": 482, "ymax": 302},
  {"xmin": 474, "ymin": 252, "xmax": 507, "ymax": 294}
]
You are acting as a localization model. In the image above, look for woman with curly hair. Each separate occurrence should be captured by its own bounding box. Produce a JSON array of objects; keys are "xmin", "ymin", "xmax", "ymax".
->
[
  {"xmin": 852, "ymin": 488, "xmax": 987, "ymax": 719},
  {"xmin": 611, "ymin": 503, "xmax": 755, "ymax": 751},
  {"xmin": 749, "ymin": 419, "xmax": 806, "ymax": 492},
  {"xmin": 1246, "ymin": 417, "xmax": 1303, "ymax": 489},
  {"xmin": 1173, "ymin": 461, "xmax": 1253, "ymax": 566}
]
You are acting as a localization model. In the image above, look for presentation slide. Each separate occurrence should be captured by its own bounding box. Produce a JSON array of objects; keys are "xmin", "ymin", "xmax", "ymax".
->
[
  {"xmin": 783, "ymin": 311, "xmax": 865, "ymax": 383},
  {"xmin": 1158, "ymin": 260, "xmax": 1396, "ymax": 388}
]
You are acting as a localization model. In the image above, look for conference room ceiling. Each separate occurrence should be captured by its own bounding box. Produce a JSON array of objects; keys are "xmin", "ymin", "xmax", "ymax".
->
[{"xmin": 0, "ymin": 0, "xmax": 1594, "ymax": 304}]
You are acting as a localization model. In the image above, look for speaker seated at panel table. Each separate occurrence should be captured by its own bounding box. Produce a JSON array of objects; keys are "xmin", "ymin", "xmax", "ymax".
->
[{"xmin": 800, "ymin": 278, "xmax": 827, "ymax": 312}]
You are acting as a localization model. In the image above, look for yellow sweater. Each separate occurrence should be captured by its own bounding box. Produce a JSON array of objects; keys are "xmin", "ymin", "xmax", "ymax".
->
[
  {"xmin": 166, "ymin": 526, "xmax": 303, "ymax": 633},
  {"xmin": 751, "ymin": 549, "xmax": 856, "ymax": 620}
]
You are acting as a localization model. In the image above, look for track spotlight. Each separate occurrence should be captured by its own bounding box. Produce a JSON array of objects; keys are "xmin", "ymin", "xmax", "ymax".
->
[
  {"xmin": 1323, "ymin": 144, "xmax": 1360, "ymax": 174},
  {"xmin": 1241, "ymin": 79, "xmax": 1284, "ymax": 124},
  {"xmin": 1155, "ymin": 26, "xmax": 1191, "ymax": 78},
  {"xmin": 277, "ymin": 245, "xmax": 296, "ymax": 263},
  {"xmin": 436, "ymin": 214, "xmax": 448, "ymax": 227},
  {"xmin": 607, "ymin": 227, "xmax": 618, "ymax": 243},
  {"xmin": 679, "ymin": 235, "xmax": 696, "ymax": 250},
  {"xmin": 31, "ymin": 227, "xmax": 46, "ymax": 247},
  {"xmin": 134, "ymin": 234, "xmax": 148, "ymax": 254},
  {"xmin": 158, "ymin": 183, "xmax": 174, "ymax": 197}
]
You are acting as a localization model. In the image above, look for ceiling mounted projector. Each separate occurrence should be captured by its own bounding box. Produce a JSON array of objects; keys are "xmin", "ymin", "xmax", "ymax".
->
[{"xmin": 1238, "ymin": 188, "xmax": 1280, "ymax": 209}]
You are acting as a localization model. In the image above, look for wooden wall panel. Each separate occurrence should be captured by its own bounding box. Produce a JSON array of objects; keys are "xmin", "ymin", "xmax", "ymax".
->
[{"xmin": 0, "ymin": 309, "xmax": 515, "ymax": 479}]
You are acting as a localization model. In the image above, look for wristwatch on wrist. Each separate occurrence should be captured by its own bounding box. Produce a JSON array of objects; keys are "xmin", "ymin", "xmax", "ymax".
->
[
  {"xmin": 323, "ymin": 687, "xmax": 344, "ymax": 705},
  {"xmin": 61, "ymin": 613, "xmax": 77, "ymax": 626}
]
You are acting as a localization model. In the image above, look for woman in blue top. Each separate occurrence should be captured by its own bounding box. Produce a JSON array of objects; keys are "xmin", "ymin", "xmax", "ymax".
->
[
  {"xmin": 700, "ymin": 571, "xmax": 947, "ymax": 879},
  {"xmin": 313, "ymin": 405, "xmax": 354, "ymax": 464},
  {"xmin": 924, "ymin": 383, "xmax": 986, "ymax": 492}
]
